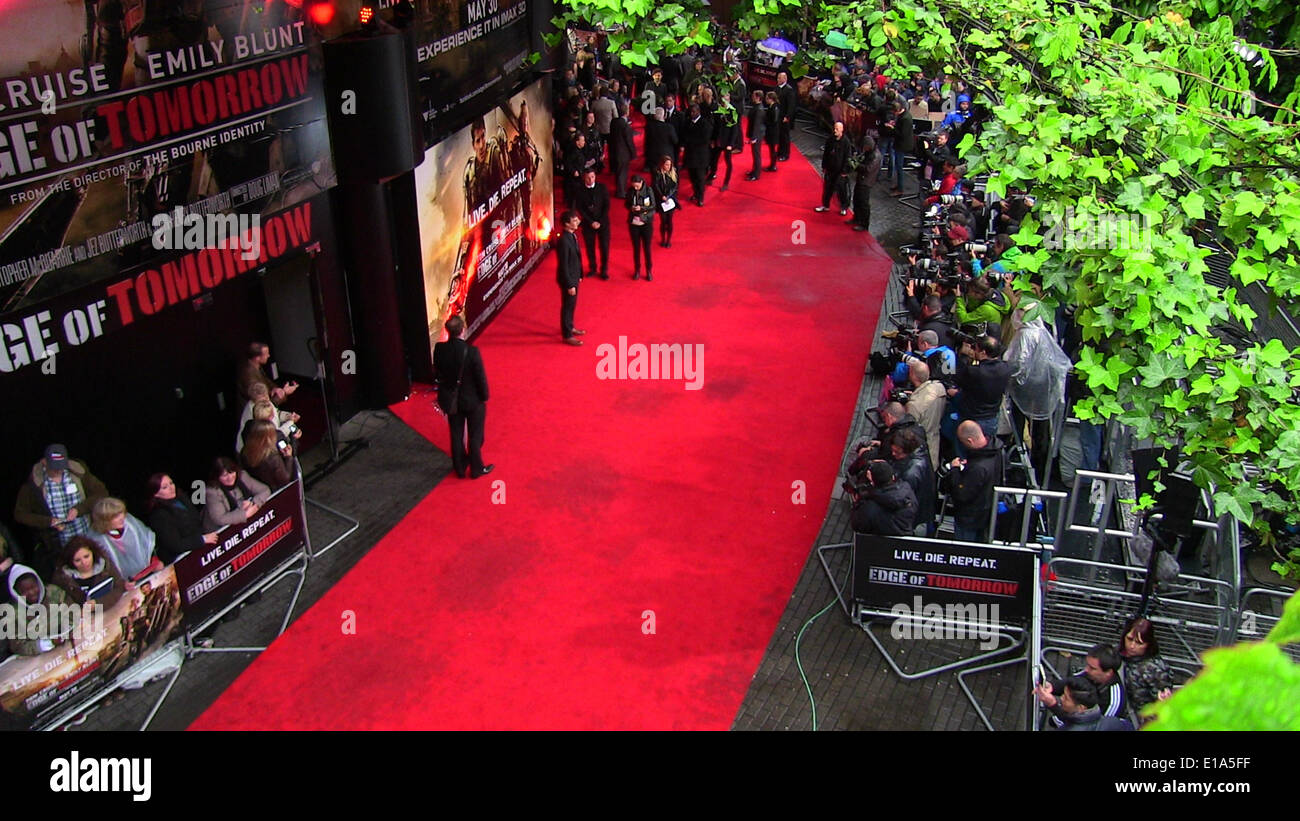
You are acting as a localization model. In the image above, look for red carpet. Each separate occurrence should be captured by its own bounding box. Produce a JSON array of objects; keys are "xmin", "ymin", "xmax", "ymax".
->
[{"xmin": 193, "ymin": 130, "xmax": 892, "ymax": 729}]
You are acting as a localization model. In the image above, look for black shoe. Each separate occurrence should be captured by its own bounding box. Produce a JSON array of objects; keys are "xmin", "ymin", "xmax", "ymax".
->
[
  {"xmin": 720, "ymin": 183, "xmax": 729, "ymax": 191},
  {"xmin": 586, "ymin": 271, "xmax": 597, "ymax": 278},
  {"xmin": 745, "ymin": 175, "xmax": 758, "ymax": 181},
  {"xmin": 470, "ymin": 464, "xmax": 495, "ymax": 479},
  {"xmin": 853, "ymin": 225, "xmax": 870, "ymax": 232},
  {"xmin": 455, "ymin": 468, "xmax": 467, "ymax": 479},
  {"xmin": 599, "ymin": 272, "xmax": 610, "ymax": 280},
  {"xmin": 645, "ymin": 272, "xmax": 653, "ymax": 281},
  {"xmin": 632, "ymin": 271, "xmax": 640, "ymax": 280}
]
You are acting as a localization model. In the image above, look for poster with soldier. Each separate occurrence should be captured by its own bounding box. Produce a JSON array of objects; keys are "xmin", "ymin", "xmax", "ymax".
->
[{"xmin": 414, "ymin": 77, "xmax": 552, "ymax": 345}]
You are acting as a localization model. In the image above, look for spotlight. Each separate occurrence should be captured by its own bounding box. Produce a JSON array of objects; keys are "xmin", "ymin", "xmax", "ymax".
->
[{"xmin": 305, "ymin": 0, "xmax": 335, "ymax": 26}]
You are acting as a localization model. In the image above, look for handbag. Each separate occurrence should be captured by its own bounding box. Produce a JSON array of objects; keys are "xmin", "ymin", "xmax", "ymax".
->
[{"xmin": 435, "ymin": 346, "xmax": 469, "ymax": 417}]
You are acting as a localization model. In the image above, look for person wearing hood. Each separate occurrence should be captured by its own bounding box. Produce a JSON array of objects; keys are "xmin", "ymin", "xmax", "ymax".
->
[
  {"xmin": 13, "ymin": 444, "xmax": 109, "ymax": 576},
  {"xmin": 88, "ymin": 497, "xmax": 161, "ymax": 581},
  {"xmin": 941, "ymin": 93, "xmax": 973, "ymax": 131},
  {"xmin": 942, "ymin": 420, "xmax": 1005, "ymax": 543},
  {"xmin": 52, "ymin": 536, "xmax": 127, "ymax": 610},
  {"xmin": 6, "ymin": 563, "xmax": 73, "ymax": 656},
  {"xmin": 1006, "ymin": 303, "xmax": 1072, "ymax": 481},
  {"xmin": 850, "ymin": 461, "xmax": 917, "ymax": 536}
]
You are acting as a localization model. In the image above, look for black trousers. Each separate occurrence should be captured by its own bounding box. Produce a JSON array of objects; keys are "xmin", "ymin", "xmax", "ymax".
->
[
  {"xmin": 560, "ymin": 284, "xmax": 578, "ymax": 337},
  {"xmin": 447, "ymin": 403, "xmax": 486, "ymax": 476},
  {"xmin": 852, "ymin": 183, "xmax": 872, "ymax": 228},
  {"xmin": 765, "ymin": 140, "xmax": 779, "ymax": 169},
  {"xmin": 659, "ymin": 207, "xmax": 674, "ymax": 241},
  {"xmin": 821, "ymin": 173, "xmax": 849, "ymax": 209},
  {"xmin": 629, "ymin": 223, "xmax": 653, "ymax": 272},
  {"xmin": 612, "ymin": 157, "xmax": 630, "ymax": 197},
  {"xmin": 708, "ymin": 146, "xmax": 733, "ymax": 186},
  {"xmin": 687, "ymin": 166, "xmax": 707, "ymax": 203},
  {"xmin": 778, "ymin": 119, "xmax": 792, "ymax": 159},
  {"xmin": 749, "ymin": 140, "xmax": 763, "ymax": 178},
  {"xmin": 581, "ymin": 225, "xmax": 610, "ymax": 275}
]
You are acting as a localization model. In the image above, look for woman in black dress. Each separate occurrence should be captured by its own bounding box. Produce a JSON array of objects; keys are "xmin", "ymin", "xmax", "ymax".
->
[
  {"xmin": 626, "ymin": 175, "xmax": 657, "ymax": 281},
  {"xmin": 764, "ymin": 90, "xmax": 781, "ymax": 171},
  {"xmin": 145, "ymin": 473, "xmax": 220, "ymax": 563},
  {"xmin": 651, "ymin": 155, "xmax": 679, "ymax": 248}
]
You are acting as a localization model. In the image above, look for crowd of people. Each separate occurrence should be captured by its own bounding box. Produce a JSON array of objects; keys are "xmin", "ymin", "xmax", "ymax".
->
[{"xmin": 0, "ymin": 341, "xmax": 303, "ymax": 661}]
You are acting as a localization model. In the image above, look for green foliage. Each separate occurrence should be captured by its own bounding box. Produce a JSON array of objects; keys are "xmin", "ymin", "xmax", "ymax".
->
[
  {"xmin": 555, "ymin": 0, "xmax": 1300, "ymax": 578},
  {"xmin": 1146, "ymin": 591, "xmax": 1300, "ymax": 729}
]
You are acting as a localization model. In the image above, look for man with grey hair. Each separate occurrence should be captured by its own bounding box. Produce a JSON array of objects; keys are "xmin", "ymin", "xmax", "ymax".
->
[{"xmin": 644, "ymin": 106, "xmax": 678, "ymax": 171}]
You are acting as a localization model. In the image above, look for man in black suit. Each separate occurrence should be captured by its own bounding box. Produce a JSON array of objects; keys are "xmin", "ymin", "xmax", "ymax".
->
[
  {"xmin": 643, "ymin": 68, "xmax": 669, "ymax": 115},
  {"xmin": 681, "ymin": 103, "xmax": 713, "ymax": 206},
  {"xmin": 775, "ymin": 71, "xmax": 797, "ymax": 161},
  {"xmin": 815, "ymin": 121, "xmax": 852, "ymax": 215},
  {"xmin": 608, "ymin": 102, "xmax": 636, "ymax": 198},
  {"xmin": 642, "ymin": 105, "xmax": 676, "ymax": 171},
  {"xmin": 664, "ymin": 97, "xmax": 686, "ymax": 164},
  {"xmin": 556, "ymin": 210, "xmax": 585, "ymax": 346},
  {"xmin": 643, "ymin": 107, "xmax": 678, "ymax": 172},
  {"xmin": 433, "ymin": 315, "xmax": 494, "ymax": 479},
  {"xmin": 575, "ymin": 169, "xmax": 611, "ymax": 279},
  {"xmin": 744, "ymin": 88, "xmax": 766, "ymax": 181}
]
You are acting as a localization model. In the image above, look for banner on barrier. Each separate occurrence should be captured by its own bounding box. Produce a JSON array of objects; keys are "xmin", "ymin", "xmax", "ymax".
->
[
  {"xmin": 173, "ymin": 479, "xmax": 307, "ymax": 629},
  {"xmin": 0, "ymin": 565, "xmax": 184, "ymax": 729},
  {"xmin": 852, "ymin": 534, "xmax": 1037, "ymax": 624}
]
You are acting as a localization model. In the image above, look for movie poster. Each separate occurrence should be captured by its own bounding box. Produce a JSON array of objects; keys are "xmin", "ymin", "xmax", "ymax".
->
[
  {"xmin": 414, "ymin": 76, "xmax": 552, "ymax": 343},
  {"xmin": 0, "ymin": 565, "xmax": 184, "ymax": 728},
  {"xmin": 0, "ymin": 0, "xmax": 335, "ymax": 315},
  {"xmin": 398, "ymin": 0, "xmax": 533, "ymax": 145}
]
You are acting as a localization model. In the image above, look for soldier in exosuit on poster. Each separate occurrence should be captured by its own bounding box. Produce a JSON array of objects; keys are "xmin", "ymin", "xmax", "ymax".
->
[
  {"xmin": 506, "ymin": 99, "xmax": 542, "ymax": 256},
  {"xmin": 447, "ymin": 116, "xmax": 509, "ymax": 320}
]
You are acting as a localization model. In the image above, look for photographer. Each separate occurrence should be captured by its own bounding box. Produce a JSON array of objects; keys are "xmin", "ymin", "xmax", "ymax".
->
[
  {"xmin": 904, "ymin": 281, "xmax": 957, "ymax": 346},
  {"xmin": 948, "ymin": 334, "xmax": 1012, "ymax": 444},
  {"xmin": 953, "ymin": 278, "xmax": 1009, "ymax": 333},
  {"xmin": 846, "ymin": 402, "xmax": 916, "ymax": 482},
  {"xmin": 902, "ymin": 360, "xmax": 948, "ymax": 470},
  {"xmin": 889, "ymin": 428, "xmax": 935, "ymax": 536},
  {"xmin": 850, "ymin": 461, "xmax": 918, "ymax": 537},
  {"xmin": 890, "ymin": 329, "xmax": 956, "ymax": 390},
  {"xmin": 940, "ymin": 420, "xmax": 1004, "ymax": 543}
]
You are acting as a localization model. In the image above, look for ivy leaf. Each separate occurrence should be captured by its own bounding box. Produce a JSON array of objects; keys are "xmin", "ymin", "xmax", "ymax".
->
[
  {"xmin": 1138, "ymin": 354, "xmax": 1188, "ymax": 386},
  {"xmin": 1256, "ymin": 338, "xmax": 1293, "ymax": 368},
  {"xmin": 1181, "ymin": 190, "xmax": 1205, "ymax": 220},
  {"xmin": 1145, "ymin": 642, "xmax": 1300, "ymax": 730},
  {"xmin": 1234, "ymin": 190, "xmax": 1267, "ymax": 217},
  {"xmin": 1267, "ymin": 591, "xmax": 1300, "ymax": 645},
  {"xmin": 1214, "ymin": 489, "xmax": 1254, "ymax": 528}
]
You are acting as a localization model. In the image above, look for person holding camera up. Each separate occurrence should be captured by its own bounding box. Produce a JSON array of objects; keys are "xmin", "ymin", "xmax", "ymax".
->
[
  {"xmin": 1035, "ymin": 676, "xmax": 1134, "ymax": 731},
  {"xmin": 904, "ymin": 279, "xmax": 957, "ymax": 346},
  {"xmin": 953, "ymin": 278, "xmax": 1010, "ymax": 335},
  {"xmin": 849, "ymin": 461, "xmax": 917, "ymax": 537},
  {"xmin": 947, "ymin": 334, "xmax": 1012, "ymax": 445}
]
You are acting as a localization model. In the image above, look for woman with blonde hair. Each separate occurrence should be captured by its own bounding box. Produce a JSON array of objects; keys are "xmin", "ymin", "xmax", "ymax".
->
[
  {"xmin": 241, "ymin": 419, "xmax": 296, "ymax": 489},
  {"xmin": 89, "ymin": 497, "xmax": 160, "ymax": 580},
  {"xmin": 236, "ymin": 381, "xmax": 301, "ymax": 451},
  {"xmin": 651, "ymin": 155, "xmax": 679, "ymax": 248}
]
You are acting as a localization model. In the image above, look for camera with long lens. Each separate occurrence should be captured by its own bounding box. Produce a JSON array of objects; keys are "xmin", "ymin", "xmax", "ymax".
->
[
  {"xmin": 952, "ymin": 321, "xmax": 989, "ymax": 348},
  {"xmin": 888, "ymin": 386, "xmax": 913, "ymax": 404},
  {"xmin": 966, "ymin": 242, "xmax": 989, "ymax": 255}
]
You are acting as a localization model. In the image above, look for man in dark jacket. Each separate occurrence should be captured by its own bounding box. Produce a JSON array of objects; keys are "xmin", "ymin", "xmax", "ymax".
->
[
  {"xmin": 851, "ymin": 135, "xmax": 882, "ymax": 231},
  {"xmin": 434, "ymin": 315, "xmax": 493, "ymax": 479},
  {"xmin": 643, "ymin": 107, "xmax": 678, "ymax": 172},
  {"xmin": 774, "ymin": 71, "xmax": 797, "ymax": 161},
  {"xmin": 816, "ymin": 121, "xmax": 852, "ymax": 215},
  {"xmin": 643, "ymin": 68, "xmax": 669, "ymax": 114},
  {"xmin": 888, "ymin": 99, "xmax": 915, "ymax": 195},
  {"xmin": 850, "ymin": 461, "xmax": 917, "ymax": 536},
  {"xmin": 889, "ymin": 428, "xmax": 935, "ymax": 536},
  {"xmin": 555, "ymin": 210, "xmax": 585, "ymax": 346},
  {"xmin": 575, "ymin": 169, "xmax": 611, "ymax": 279},
  {"xmin": 1042, "ymin": 676, "xmax": 1134, "ymax": 731},
  {"xmin": 943, "ymin": 420, "xmax": 1004, "ymax": 542},
  {"xmin": 608, "ymin": 103, "xmax": 636, "ymax": 198},
  {"xmin": 950, "ymin": 335, "xmax": 1012, "ymax": 443},
  {"xmin": 681, "ymin": 103, "xmax": 713, "ymax": 206},
  {"xmin": 744, "ymin": 89, "xmax": 766, "ymax": 181}
]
